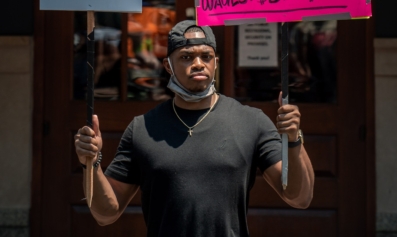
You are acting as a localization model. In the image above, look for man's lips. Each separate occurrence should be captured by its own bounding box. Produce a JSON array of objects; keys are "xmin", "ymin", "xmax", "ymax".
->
[{"xmin": 189, "ymin": 73, "xmax": 209, "ymax": 80}]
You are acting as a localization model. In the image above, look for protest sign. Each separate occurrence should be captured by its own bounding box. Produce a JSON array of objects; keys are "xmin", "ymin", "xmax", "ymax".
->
[
  {"xmin": 196, "ymin": 0, "xmax": 372, "ymax": 26},
  {"xmin": 40, "ymin": 0, "xmax": 142, "ymax": 208}
]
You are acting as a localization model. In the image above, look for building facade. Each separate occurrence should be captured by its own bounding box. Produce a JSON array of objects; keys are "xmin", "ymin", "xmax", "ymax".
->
[{"xmin": 0, "ymin": 0, "xmax": 396, "ymax": 236}]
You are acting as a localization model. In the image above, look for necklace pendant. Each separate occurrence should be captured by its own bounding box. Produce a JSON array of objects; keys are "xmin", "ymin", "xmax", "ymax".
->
[{"xmin": 188, "ymin": 129, "xmax": 193, "ymax": 137}]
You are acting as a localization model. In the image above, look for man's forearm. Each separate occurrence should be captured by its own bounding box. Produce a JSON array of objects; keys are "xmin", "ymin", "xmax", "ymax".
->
[
  {"xmin": 283, "ymin": 145, "xmax": 314, "ymax": 208},
  {"xmin": 82, "ymin": 166, "xmax": 120, "ymax": 225}
]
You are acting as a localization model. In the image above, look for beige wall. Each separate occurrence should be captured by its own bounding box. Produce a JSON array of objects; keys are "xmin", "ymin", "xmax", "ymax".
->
[
  {"xmin": 0, "ymin": 36, "xmax": 33, "ymax": 236},
  {"xmin": 375, "ymin": 38, "xmax": 397, "ymax": 234}
]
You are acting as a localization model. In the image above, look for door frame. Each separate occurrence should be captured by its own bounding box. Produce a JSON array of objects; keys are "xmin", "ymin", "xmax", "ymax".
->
[{"xmin": 31, "ymin": 0, "xmax": 45, "ymax": 235}]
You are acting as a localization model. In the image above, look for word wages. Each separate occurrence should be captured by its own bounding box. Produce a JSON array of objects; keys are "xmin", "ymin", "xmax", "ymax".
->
[{"xmin": 202, "ymin": 0, "xmax": 245, "ymax": 10}]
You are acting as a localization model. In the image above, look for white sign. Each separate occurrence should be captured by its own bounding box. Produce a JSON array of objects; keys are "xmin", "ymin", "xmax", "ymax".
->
[
  {"xmin": 40, "ymin": 0, "xmax": 142, "ymax": 12},
  {"xmin": 238, "ymin": 23, "xmax": 278, "ymax": 68}
]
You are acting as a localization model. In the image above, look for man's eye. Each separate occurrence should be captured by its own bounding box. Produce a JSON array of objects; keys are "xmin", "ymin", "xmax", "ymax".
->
[{"xmin": 181, "ymin": 55, "xmax": 190, "ymax": 60}]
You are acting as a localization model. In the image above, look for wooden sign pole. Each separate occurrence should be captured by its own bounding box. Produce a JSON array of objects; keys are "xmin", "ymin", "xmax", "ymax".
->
[
  {"xmin": 281, "ymin": 22, "xmax": 289, "ymax": 190},
  {"xmin": 86, "ymin": 11, "xmax": 95, "ymax": 208}
]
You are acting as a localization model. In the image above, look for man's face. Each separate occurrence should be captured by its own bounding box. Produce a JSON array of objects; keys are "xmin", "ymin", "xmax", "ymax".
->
[{"xmin": 164, "ymin": 31, "xmax": 218, "ymax": 93}]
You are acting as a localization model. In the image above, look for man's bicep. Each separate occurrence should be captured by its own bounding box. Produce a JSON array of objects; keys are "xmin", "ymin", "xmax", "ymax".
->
[{"xmin": 106, "ymin": 175, "xmax": 140, "ymax": 211}]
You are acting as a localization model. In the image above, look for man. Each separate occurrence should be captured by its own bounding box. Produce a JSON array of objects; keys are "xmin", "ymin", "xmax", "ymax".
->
[{"xmin": 75, "ymin": 20, "xmax": 314, "ymax": 237}]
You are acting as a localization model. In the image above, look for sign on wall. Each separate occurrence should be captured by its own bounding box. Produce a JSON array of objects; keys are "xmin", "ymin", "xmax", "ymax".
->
[
  {"xmin": 196, "ymin": 0, "xmax": 372, "ymax": 26},
  {"xmin": 40, "ymin": 0, "xmax": 141, "ymax": 12},
  {"xmin": 238, "ymin": 23, "xmax": 278, "ymax": 67}
]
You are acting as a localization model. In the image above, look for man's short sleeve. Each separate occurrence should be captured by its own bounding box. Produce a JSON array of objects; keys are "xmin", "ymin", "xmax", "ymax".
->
[
  {"xmin": 256, "ymin": 111, "xmax": 282, "ymax": 172},
  {"xmin": 104, "ymin": 119, "xmax": 140, "ymax": 185}
]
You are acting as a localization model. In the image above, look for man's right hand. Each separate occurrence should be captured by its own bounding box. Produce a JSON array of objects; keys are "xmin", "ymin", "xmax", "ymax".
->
[{"xmin": 74, "ymin": 115, "xmax": 103, "ymax": 165}]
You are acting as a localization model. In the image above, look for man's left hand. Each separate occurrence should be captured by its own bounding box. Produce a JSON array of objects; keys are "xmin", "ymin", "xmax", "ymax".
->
[{"xmin": 276, "ymin": 92, "xmax": 301, "ymax": 142}]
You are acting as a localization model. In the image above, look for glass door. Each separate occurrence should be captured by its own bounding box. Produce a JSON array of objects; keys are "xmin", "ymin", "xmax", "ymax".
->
[{"xmin": 72, "ymin": 1, "xmax": 177, "ymax": 103}]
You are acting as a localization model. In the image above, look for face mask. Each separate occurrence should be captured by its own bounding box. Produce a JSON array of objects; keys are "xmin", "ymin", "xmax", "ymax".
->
[{"xmin": 166, "ymin": 57, "xmax": 216, "ymax": 103}]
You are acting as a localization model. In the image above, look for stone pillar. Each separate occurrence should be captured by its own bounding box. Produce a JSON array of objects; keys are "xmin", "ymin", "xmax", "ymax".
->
[
  {"xmin": 375, "ymin": 38, "xmax": 397, "ymax": 237},
  {"xmin": 0, "ymin": 36, "xmax": 33, "ymax": 237}
]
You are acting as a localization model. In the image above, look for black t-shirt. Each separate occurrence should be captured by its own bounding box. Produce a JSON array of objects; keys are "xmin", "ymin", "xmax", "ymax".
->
[{"xmin": 104, "ymin": 94, "xmax": 281, "ymax": 237}]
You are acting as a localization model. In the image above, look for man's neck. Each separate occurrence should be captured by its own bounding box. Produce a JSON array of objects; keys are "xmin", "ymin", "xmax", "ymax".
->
[{"xmin": 174, "ymin": 93, "xmax": 218, "ymax": 110}]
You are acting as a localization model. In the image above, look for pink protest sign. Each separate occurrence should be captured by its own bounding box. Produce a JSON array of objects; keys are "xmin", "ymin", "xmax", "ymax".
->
[{"xmin": 196, "ymin": 0, "xmax": 372, "ymax": 26}]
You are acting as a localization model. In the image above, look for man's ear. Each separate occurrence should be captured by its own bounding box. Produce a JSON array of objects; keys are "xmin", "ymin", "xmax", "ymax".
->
[
  {"xmin": 163, "ymin": 58, "xmax": 173, "ymax": 75},
  {"xmin": 215, "ymin": 57, "xmax": 219, "ymax": 70}
]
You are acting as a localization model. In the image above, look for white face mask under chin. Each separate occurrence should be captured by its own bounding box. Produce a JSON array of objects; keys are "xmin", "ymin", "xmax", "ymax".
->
[{"xmin": 166, "ymin": 57, "xmax": 217, "ymax": 103}]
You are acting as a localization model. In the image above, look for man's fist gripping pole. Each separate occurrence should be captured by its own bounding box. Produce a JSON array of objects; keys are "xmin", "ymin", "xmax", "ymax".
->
[{"xmin": 74, "ymin": 115, "xmax": 103, "ymax": 207}]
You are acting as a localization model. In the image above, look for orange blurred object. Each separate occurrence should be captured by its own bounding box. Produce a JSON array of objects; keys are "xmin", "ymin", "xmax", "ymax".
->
[{"xmin": 128, "ymin": 7, "xmax": 176, "ymax": 58}]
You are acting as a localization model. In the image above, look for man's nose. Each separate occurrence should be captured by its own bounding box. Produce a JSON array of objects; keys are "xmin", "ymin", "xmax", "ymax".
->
[{"xmin": 192, "ymin": 57, "xmax": 205, "ymax": 70}]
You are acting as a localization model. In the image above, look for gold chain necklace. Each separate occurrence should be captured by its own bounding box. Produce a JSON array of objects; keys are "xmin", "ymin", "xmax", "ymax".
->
[{"xmin": 172, "ymin": 95, "xmax": 218, "ymax": 137}]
